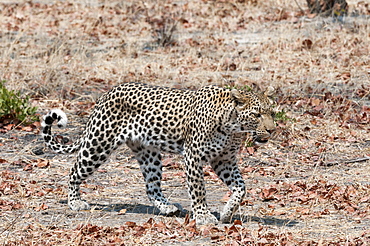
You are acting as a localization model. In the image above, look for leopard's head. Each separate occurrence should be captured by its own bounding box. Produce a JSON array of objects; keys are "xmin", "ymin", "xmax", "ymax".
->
[{"xmin": 231, "ymin": 87, "xmax": 276, "ymax": 145}]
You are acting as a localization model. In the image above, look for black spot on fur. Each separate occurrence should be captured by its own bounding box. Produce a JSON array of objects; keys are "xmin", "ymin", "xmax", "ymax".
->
[{"xmin": 44, "ymin": 116, "xmax": 54, "ymax": 125}]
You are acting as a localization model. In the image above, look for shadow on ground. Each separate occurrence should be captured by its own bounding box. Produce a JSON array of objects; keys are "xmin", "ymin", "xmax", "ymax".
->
[{"xmin": 60, "ymin": 200, "xmax": 298, "ymax": 227}]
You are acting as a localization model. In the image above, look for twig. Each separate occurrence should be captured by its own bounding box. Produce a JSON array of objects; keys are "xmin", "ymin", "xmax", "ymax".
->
[
  {"xmin": 0, "ymin": 213, "xmax": 23, "ymax": 235},
  {"xmin": 294, "ymin": 0, "xmax": 305, "ymax": 13},
  {"xmin": 324, "ymin": 156, "xmax": 370, "ymax": 166}
]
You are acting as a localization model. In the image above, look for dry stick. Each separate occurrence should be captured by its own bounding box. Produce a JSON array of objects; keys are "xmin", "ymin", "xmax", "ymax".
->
[
  {"xmin": 324, "ymin": 156, "xmax": 370, "ymax": 166},
  {"xmin": 294, "ymin": 0, "xmax": 305, "ymax": 13},
  {"xmin": 0, "ymin": 213, "xmax": 23, "ymax": 235}
]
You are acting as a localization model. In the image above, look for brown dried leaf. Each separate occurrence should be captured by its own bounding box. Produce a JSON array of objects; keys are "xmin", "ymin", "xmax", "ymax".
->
[
  {"xmin": 36, "ymin": 159, "xmax": 50, "ymax": 168},
  {"xmin": 125, "ymin": 221, "xmax": 136, "ymax": 228},
  {"xmin": 34, "ymin": 203, "xmax": 48, "ymax": 211},
  {"xmin": 302, "ymin": 39, "xmax": 313, "ymax": 49}
]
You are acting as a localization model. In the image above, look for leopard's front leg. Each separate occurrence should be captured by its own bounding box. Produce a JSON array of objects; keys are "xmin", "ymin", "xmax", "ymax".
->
[
  {"xmin": 183, "ymin": 150, "xmax": 218, "ymax": 225},
  {"xmin": 211, "ymin": 156, "xmax": 246, "ymax": 223}
]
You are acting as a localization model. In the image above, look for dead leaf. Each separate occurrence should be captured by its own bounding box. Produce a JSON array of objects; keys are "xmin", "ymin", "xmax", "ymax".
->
[
  {"xmin": 246, "ymin": 147, "xmax": 255, "ymax": 155},
  {"xmin": 233, "ymin": 220, "xmax": 242, "ymax": 226},
  {"xmin": 125, "ymin": 221, "xmax": 136, "ymax": 228},
  {"xmin": 311, "ymin": 98, "xmax": 321, "ymax": 106},
  {"xmin": 302, "ymin": 39, "xmax": 313, "ymax": 49},
  {"xmin": 36, "ymin": 159, "xmax": 50, "ymax": 168},
  {"xmin": 23, "ymin": 164, "xmax": 33, "ymax": 171},
  {"xmin": 34, "ymin": 203, "xmax": 48, "ymax": 211},
  {"xmin": 21, "ymin": 126, "xmax": 34, "ymax": 132}
]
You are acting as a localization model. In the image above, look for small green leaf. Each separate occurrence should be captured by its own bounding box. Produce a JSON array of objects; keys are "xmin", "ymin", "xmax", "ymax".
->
[{"xmin": 0, "ymin": 80, "xmax": 39, "ymax": 125}]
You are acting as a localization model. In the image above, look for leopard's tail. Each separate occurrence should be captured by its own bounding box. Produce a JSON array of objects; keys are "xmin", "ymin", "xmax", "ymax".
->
[{"xmin": 41, "ymin": 109, "xmax": 81, "ymax": 154}]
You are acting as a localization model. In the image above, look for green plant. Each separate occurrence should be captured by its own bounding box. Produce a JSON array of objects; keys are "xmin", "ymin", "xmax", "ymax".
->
[
  {"xmin": 0, "ymin": 80, "xmax": 38, "ymax": 124},
  {"xmin": 244, "ymin": 139, "xmax": 255, "ymax": 147},
  {"xmin": 274, "ymin": 109, "xmax": 295, "ymax": 122},
  {"xmin": 224, "ymin": 84, "xmax": 252, "ymax": 91}
]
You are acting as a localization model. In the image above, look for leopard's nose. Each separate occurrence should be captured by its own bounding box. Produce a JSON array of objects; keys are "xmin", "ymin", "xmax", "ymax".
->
[{"xmin": 266, "ymin": 129, "xmax": 275, "ymax": 134}]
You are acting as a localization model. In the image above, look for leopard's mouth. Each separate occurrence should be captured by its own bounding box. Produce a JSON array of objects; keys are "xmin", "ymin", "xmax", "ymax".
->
[{"xmin": 254, "ymin": 138, "xmax": 269, "ymax": 145}]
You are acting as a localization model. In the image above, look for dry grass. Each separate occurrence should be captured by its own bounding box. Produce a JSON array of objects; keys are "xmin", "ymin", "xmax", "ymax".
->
[{"xmin": 1, "ymin": 0, "xmax": 370, "ymax": 245}]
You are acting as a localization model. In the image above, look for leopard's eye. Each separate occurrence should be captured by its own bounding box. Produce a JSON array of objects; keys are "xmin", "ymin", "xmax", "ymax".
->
[{"xmin": 236, "ymin": 100, "xmax": 244, "ymax": 107}]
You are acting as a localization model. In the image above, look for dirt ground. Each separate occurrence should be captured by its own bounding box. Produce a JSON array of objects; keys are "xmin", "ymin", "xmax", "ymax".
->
[{"xmin": 1, "ymin": 0, "xmax": 370, "ymax": 245}]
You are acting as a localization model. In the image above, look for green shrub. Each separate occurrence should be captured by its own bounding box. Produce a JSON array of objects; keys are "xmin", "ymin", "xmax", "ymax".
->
[
  {"xmin": 244, "ymin": 140, "xmax": 254, "ymax": 148},
  {"xmin": 0, "ymin": 80, "xmax": 38, "ymax": 125},
  {"xmin": 224, "ymin": 84, "xmax": 252, "ymax": 91},
  {"xmin": 274, "ymin": 109, "xmax": 295, "ymax": 122}
]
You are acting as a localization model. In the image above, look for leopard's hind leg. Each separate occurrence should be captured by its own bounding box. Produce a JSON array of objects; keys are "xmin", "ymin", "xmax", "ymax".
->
[
  {"xmin": 127, "ymin": 141, "xmax": 182, "ymax": 215},
  {"xmin": 68, "ymin": 131, "xmax": 121, "ymax": 210}
]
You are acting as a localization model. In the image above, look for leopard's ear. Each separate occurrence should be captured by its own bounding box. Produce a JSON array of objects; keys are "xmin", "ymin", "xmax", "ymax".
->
[
  {"xmin": 264, "ymin": 86, "xmax": 275, "ymax": 97},
  {"xmin": 264, "ymin": 86, "xmax": 275, "ymax": 105},
  {"xmin": 231, "ymin": 89, "xmax": 244, "ymax": 105}
]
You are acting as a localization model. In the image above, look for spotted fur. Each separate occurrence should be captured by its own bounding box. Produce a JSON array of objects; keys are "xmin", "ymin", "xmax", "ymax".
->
[{"xmin": 42, "ymin": 82, "xmax": 275, "ymax": 225}]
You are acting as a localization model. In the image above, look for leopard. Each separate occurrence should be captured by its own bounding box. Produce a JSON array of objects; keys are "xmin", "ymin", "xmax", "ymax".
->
[{"xmin": 42, "ymin": 82, "xmax": 276, "ymax": 225}]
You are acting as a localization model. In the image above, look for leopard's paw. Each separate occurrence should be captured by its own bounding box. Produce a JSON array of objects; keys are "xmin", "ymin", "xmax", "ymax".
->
[
  {"xmin": 68, "ymin": 200, "xmax": 90, "ymax": 211},
  {"xmin": 220, "ymin": 211, "xmax": 233, "ymax": 223},
  {"xmin": 193, "ymin": 211, "xmax": 218, "ymax": 225},
  {"xmin": 159, "ymin": 203, "xmax": 183, "ymax": 215}
]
